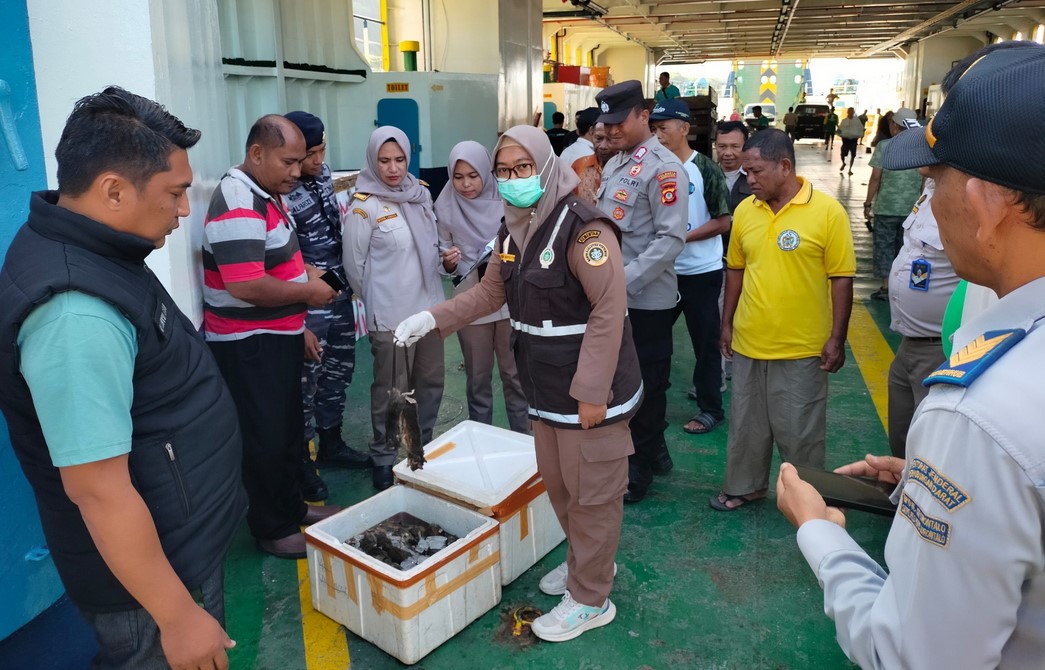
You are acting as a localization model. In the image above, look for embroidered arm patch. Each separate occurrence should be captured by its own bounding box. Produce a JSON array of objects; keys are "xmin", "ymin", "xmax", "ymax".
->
[
  {"xmin": 907, "ymin": 458, "xmax": 970, "ymax": 512},
  {"xmin": 899, "ymin": 492, "xmax": 951, "ymax": 548}
]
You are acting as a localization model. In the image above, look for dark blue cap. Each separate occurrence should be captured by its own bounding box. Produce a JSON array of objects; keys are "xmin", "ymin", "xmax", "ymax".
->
[
  {"xmin": 649, "ymin": 99, "xmax": 692, "ymax": 122},
  {"xmin": 284, "ymin": 111, "xmax": 325, "ymax": 149},
  {"xmin": 595, "ymin": 80, "xmax": 645, "ymax": 124},
  {"xmin": 882, "ymin": 44, "xmax": 1045, "ymax": 194}
]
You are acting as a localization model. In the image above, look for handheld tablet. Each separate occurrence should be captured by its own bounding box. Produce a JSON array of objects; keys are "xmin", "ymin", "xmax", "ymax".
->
[
  {"xmin": 793, "ymin": 465, "xmax": 898, "ymax": 516},
  {"xmin": 319, "ymin": 270, "xmax": 347, "ymax": 292}
]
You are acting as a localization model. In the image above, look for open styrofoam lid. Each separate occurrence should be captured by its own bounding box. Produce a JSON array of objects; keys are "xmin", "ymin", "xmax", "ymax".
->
[{"xmin": 392, "ymin": 420, "xmax": 538, "ymax": 509}]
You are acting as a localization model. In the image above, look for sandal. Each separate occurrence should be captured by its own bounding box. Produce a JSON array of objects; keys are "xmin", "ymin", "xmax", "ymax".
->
[
  {"xmin": 708, "ymin": 490, "xmax": 768, "ymax": 512},
  {"xmin": 683, "ymin": 412, "xmax": 723, "ymax": 434}
]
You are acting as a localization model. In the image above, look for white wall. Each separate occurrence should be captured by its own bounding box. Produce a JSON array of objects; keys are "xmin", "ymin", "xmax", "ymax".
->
[
  {"xmin": 598, "ymin": 45, "xmax": 654, "ymax": 93},
  {"xmin": 430, "ymin": 0, "xmax": 499, "ymax": 74},
  {"xmin": 499, "ymin": 0, "xmax": 543, "ymax": 129},
  {"xmin": 27, "ymin": 0, "xmax": 224, "ymax": 324},
  {"xmin": 900, "ymin": 34, "xmax": 984, "ymax": 111},
  {"xmin": 386, "ymin": 0, "xmax": 424, "ymax": 71}
]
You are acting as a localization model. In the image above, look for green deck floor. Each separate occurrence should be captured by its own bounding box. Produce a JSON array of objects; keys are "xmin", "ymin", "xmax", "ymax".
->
[{"xmin": 223, "ymin": 139, "xmax": 904, "ymax": 670}]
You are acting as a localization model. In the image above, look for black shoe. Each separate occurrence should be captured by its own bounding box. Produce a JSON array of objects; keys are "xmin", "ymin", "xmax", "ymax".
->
[
  {"xmin": 299, "ymin": 460, "xmax": 329, "ymax": 502},
  {"xmin": 651, "ymin": 450, "xmax": 674, "ymax": 476},
  {"xmin": 257, "ymin": 533, "xmax": 306, "ymax": 559},
  {"xmin": 300, "ymin": 503, "xmax": 344, "ymax": 526},
  {"xmin": 869, "ymin": 287, "xmax": 889, "ymax": 301},
  {"xmin": 372, "ymin": 464, "xmax": 394, "ymax": 490},
  {"xmin": 623, "ymin": 481, "xmax": 648, "ymax": 504},
  {"xmin": 624, "ymin": 464, "xmax": 652, "ymax": 503},
  {"xmin": 315, "ymin": 427, "xmax": 373, "ymax": 470}
]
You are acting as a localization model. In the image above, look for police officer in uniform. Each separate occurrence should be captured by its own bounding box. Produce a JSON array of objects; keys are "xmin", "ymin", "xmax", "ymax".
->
[
  {"xmin": 395, "ymin": 125, "xmax": 642, "ymax": 642},
  {"xmin": 777, "ymin": 44, "xmax": 1045, "ymax": 668},
  {"xmin": 284, "ymin": 112, "xmax": 370, "ymax": 501},
  {"xmin": 594, "ymin": 80, "xmax": 689, "ymax": 503}
]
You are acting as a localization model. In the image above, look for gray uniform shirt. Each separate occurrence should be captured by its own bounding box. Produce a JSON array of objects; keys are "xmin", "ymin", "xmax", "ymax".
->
[
  {"xmin": 796, "ymin": 275, "xmax": 1045, "ymax": 669},
  {"xmin": 343, "ymin": 195, "xmax": 444, "ymax": 332},
  {"xmin": 887, "ymin": 180, "xmax": 959, "ymax": 338},
  {"xmin": 596, "ymin": 135, "xmax": 688, "ymax": 310}
]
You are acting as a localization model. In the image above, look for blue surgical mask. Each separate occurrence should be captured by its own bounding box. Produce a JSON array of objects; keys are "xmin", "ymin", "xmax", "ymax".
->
[
  {"xmin": 498, "ymin": 175, "xmax": 543, "ymax": 207},
  {"xmin": 497, "ymin": 153, "xmax": 553, "ymax": 208}
]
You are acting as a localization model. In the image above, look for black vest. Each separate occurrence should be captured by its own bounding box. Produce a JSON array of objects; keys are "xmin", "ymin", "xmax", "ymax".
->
[
  {"xmin": 0, "ymin": 192, "xmax": 246, "ymax": 612},
  {"xmin": 500, "ymin": 198, "xmax": 642, "ymax": 429}
]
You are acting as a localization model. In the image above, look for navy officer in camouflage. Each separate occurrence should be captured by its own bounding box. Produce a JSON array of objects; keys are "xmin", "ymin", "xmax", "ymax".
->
[
  {"xmin": 285, "ymin": 111, "xmax": 370, "ymax": 501},
  {"xmin": 594, "ymin": 80, "xmax": 688, "ymax": 503}
]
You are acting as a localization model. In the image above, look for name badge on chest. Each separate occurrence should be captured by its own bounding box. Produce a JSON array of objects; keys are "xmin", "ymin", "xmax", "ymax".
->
[{"xmin": 910, "ymin": 258, "xmax": 931, "ymax": 291}]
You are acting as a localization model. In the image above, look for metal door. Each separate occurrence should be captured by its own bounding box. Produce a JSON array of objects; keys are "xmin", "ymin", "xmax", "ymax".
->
[
  {"xmin": 0, "ymin": 0, "xmax": 64, "ymax": 644},
  {"xmin": 376, "ymin": 98, "xmax": 421, "ymax": 177}
]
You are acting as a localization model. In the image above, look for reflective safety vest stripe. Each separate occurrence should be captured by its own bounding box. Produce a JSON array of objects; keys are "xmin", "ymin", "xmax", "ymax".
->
[
  {"xmin": 510, "ymin": 319, "xmax": 588, "ymax": 337},
  {"xmin": 527, "ymin": 382, "xmax": 644, "ymax": 425}
]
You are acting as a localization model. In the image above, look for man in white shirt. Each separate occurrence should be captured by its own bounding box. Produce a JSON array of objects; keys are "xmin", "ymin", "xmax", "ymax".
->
[{"xmin": 651, "ymin": 100, "xmax": 731, "ymax": 435}]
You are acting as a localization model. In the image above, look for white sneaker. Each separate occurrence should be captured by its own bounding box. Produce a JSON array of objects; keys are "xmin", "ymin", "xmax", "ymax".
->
[
  {"xmin": 531, "ymin": 591, "xmax": 616, "ymax": 642},
  {"xmin": 538, "ymin": 561, "xmax": 617, "ymax": 596}
]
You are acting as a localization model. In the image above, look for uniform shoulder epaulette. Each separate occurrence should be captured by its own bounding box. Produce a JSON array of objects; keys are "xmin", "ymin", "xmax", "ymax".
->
[
  {"xmin": 419, "ymin": 179, "xmax": 429, "ymax": 187},
  {"xmin": 352, "ymin": 192, "xmax": 370, "ymax": 201},
  {"xmin": 923, "ymin": 328, "xmax": 1025, "ymax": 388}
]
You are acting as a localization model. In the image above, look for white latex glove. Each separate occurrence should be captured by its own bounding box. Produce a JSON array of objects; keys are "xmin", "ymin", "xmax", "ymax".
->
[{"xmin": 394, "ymin": 311, "xmax": 436, "ymax": 347}]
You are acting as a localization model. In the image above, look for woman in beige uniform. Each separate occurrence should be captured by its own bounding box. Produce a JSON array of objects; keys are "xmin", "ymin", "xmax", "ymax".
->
[
  {"xmin": 395, "ymin": 126, "xmax": 642, "ymax": 643},
  {"xmin": 435, "ymin": 141, "xmax": 529, "ymax": 433},
  {"xmin": 343, "ymin": 126, "xmax": 444, "ymax": 491}
]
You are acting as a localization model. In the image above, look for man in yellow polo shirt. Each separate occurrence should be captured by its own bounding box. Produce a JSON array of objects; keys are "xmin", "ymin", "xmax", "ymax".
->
[{"xmin": 710, "ymin": 129, "xmax": 855, "ymax": 511}]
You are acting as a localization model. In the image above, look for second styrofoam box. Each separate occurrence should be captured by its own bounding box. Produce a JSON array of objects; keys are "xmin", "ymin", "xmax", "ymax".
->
[
  {"xmin": 393, "ymin": 420, "xmax": 566, "ymax": 585},
  {"xmin": 304, "ymin": 486, "xmax": 500, "ymax": 665}
]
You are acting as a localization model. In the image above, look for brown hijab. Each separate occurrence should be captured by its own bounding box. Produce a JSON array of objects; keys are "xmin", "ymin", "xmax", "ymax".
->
[
  {"xmin": 356, "ymin": 126, "xmax": 440, "ymax": 292},
  {"xmin": 493, "ymin": 125, "xmax": 579, "ymax": 253}
]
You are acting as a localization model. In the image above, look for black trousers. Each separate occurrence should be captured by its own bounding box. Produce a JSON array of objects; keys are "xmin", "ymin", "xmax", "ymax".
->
[
  {"xmin": 209, "ymin": 333, "xmax": 307, "ymax": 540},
  {"xmin": 674, "ymin": 270, "xmax": 724, "ymax": 421},
  {"xmin": 840, "ymin": 137, "xmax": 858, "ymax": 163},
  {"xmin": 627, "ymin": 308, "xmax": 675, "ymax": 480}
]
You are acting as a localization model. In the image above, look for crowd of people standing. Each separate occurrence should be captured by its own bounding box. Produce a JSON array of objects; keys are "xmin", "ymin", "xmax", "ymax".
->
[{"xmin": 3, "ymin": 41, "xmax": 1044, "ymax": 665}]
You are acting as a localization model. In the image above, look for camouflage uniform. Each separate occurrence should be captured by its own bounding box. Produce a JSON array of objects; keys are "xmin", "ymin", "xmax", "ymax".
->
[{"xmin": 286, "ymin": 163, "xmax": 355, "ymax": 440}]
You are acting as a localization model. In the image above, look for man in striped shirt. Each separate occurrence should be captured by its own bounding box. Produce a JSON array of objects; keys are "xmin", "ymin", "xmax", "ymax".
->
[{"xmin": 202, "ymin": 114, "xmax": 340, "ymax": 559}]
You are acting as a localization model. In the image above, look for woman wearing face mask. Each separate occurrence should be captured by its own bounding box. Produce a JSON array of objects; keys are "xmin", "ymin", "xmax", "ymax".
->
[
  {"xmin": 435, "ymin": 141, "xmax": 530, "ymax": 433},
  {"xmin": 343, "ymin": 126, "xmax": 444, "ymax": 491},
  {"xmin": 394, "ymin": 126, "xmax": 642, "ymax": 643}
]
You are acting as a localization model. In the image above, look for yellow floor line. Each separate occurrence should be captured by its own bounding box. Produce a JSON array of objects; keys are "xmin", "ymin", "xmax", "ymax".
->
[
  {"xmin": 298, "ymin": 557, "xmax": 351, "ymax": 670},
  {"xmin": 846, "ymin": 302, "xmax": 893, "ymax": 432}
]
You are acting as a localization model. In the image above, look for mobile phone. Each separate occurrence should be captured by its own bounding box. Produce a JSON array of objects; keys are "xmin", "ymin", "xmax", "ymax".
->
[
  {"xmin": 319, "ymin": 270, "xmax": 347, "ymax": 292},
  {"xmin": 793, "ymin": 465, "xmax": 897, "ymax": 516}
]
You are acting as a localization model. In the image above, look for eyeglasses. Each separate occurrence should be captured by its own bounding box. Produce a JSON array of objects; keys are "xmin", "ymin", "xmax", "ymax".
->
[{"xmin": 493, "ymin": 162, "xmax": 535, "ymax": 181}]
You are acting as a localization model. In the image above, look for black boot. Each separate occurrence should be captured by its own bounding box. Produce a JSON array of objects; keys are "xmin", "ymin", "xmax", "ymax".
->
[
  {"xmin": 316, "ymin": 425, "xmax": 372, "ymax": 469},
  {"xmin": 299, "ymin": 458, "xmax": 329, "ymax": 502},
  {"xmin": 372, "ymin": 464, "xmax": 394, "ymax": 491}
]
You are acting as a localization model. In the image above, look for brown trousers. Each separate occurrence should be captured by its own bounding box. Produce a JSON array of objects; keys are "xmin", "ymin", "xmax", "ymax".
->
[{"xmin": 532, "ymin": 419, "xmax": 632, "ymax": 606}]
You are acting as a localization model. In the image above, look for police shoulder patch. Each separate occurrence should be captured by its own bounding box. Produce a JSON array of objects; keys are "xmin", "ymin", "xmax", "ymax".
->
[
  {"xmin": 923, "ymin": 328, "xmax": 1025, "ymax": 388},
  {"xmin": 583, "ymin": 241, "xmax": 609, "ymax": 267},
  {"xmin": 353, "ymin": 192, "xmax": 371, "ymax": 201},
  {"xmin": 351, "ymin": 207, "xmax": 369, "ymax": 219},
  {"xmin": 577, "ymin": 229, "xmax": 601, "ymax": 244}
]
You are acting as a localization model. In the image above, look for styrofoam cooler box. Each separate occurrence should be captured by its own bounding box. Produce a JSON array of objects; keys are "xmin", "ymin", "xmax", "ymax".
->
[
  {"xmin": 393, "ymin": 420, "xmax": 566, "ymax": 585},
  {"xmin": 304, "ymin": 486, "xmax": 500, "ymax": 665}
]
